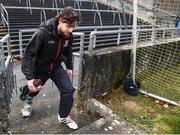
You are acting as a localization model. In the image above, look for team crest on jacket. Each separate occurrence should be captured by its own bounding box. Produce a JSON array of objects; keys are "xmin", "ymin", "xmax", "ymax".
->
[
  {"xmin": 64, "ymin": 40, "xmax": 69, "ymax": 47},
  {"xmin": 48, "ymin": 40, "xmax": 55, "ymax": 44}
]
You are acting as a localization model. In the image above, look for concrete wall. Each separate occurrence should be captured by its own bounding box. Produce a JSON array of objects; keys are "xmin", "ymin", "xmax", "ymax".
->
[
  {"xmin": 78, "ymin": 47, "xmax": 131, "ymax": 103},
  {"xmin": 0, "ymin": 72, "xmax": 9, "ymax": 133}
]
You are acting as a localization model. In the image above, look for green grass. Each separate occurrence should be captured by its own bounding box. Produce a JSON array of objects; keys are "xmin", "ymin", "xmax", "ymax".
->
[
  {"xmin": 136, "ymin": 63, "xmax": 180, "ymax": 101},
  {"xmin": 97, "ymin": 87, "xmax": 180, "ymax": 134},
  {"xmin": 156, "ymin": 116, "xmax": 180, "ymax": 134}
]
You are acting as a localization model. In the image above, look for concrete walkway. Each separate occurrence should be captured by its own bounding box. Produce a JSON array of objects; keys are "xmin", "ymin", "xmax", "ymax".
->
[
  {"xmin": 8, "ymin": 62, "xmax": 98, "ymax": 134},
  {"xmin": 72, "ymin": 114, "xmax": 144, "ymax": 134}
]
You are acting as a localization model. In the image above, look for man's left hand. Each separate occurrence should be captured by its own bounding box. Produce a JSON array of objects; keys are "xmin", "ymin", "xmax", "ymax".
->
[{"xmin": 66, "ymin": 69, "xmax": 73, "ymax": 79}]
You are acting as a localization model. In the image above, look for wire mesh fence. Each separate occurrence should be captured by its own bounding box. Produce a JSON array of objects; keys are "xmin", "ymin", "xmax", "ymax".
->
[
  {"xmin": 134, "ymin": 0, "xmax": 180, "ymax": 105},
  {"xmin": 136, "ymin": 41, "xmax": 180, "ymax": 103}
]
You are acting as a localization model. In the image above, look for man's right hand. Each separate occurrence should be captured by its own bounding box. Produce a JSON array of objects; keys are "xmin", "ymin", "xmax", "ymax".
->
[{"xmin": 27, "ymin": 79, "xmax": 36, "ymax": 92}]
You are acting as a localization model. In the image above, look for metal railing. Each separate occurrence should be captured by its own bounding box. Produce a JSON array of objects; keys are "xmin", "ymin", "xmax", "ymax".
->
[
  {"xmin": 112, "ymin": 11, "xmax": 122, "ymax": 25},
  {"xmin": 26, "ymin": 0, "xmax": 32, "ymax": 14},
  {"xmin": 60, "ymin": 0, "xmax": 65, "ymax": 6},
  {"xmin": 17, "ymin": 0, "xmax": 22, "ymax": 4},
  {"xmin": 76, "ymin": 24, "xmax": 152, "ymax": 30},
  {"xmin": 18, "ymin": 25, "xmax": 152, "ymax": 58},
  {"xmin": 88, "ymin": 27, "xmax": 180, "ymax": 53},
  {"xmin": 0, "ymin": 4, "xmax": 10, "ymax": 35},
  {"xmin": 0, "ymin": 34, "xmax": 16, "ymax": 112},
  {"xmin": 40, "ymin": 0, "xmax": 45, "ymax": 5},
  {"xmin": 19, "ymin": 28, "xmax": 37, "ymax": 59},
  {"xmin": 40, "ymin": 9, "xmax": 46, "ymax": 24},
  {"xmin": 92, "ymin": 0, "xmax": 103, "ymax": 26},
  {"xmin": 52, "ymin": 0, "xmax": 59, "ymax": 14},
  {"xmin": 72, "ymin": 32, "xmax": 85, "ymax": 90},
  {"xmin": 74, "ymin": 0, "xmax": 82, "ymax": 17}
]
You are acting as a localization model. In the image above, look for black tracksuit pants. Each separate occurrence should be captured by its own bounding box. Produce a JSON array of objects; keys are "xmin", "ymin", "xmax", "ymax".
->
[{"xmin": 27, "ymin": 65, "xmax": 75, "ymax": 118}]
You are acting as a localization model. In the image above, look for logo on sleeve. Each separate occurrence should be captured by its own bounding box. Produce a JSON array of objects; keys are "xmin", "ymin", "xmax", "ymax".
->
[
  {"xmin": 64, "ymin": 40, "xmax": 69, "ymax": 47},
  {"xmin": 48, "ymin": 40, "xmax": 55, "ymax": 44}
]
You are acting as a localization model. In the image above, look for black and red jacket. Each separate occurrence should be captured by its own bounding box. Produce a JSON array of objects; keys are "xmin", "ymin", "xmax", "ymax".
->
[{"xmin": 21, "ymin": 18, "xmax": 73, "ymax": 80}]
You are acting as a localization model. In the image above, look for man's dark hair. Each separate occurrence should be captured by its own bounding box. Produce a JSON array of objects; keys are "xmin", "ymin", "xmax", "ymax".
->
[{"xmin": 55, "ymin": 6, "xmax": 80, "ymax": 26}]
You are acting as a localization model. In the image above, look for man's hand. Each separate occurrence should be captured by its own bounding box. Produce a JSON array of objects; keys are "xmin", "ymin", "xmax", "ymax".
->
[
  {"xmin": 27, "ymin": 79, "xmax": 36, "ymax": 92},
  {"xmin": 66, "ymin": 69, "xmax": 73, "ymax": 79}
]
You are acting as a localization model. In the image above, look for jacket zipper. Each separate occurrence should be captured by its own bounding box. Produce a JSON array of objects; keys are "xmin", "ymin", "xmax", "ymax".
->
[{"xmin": 50, "ymin": 39, "xmax": 61, "ymax": 71}]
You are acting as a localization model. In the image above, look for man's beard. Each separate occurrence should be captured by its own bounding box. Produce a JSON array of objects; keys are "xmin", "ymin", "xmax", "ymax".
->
[{"xmin": 60, "ymin": 31, "xmax": 71, "ymax": 39}]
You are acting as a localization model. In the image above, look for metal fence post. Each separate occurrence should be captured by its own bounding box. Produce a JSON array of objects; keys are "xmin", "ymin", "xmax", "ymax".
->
[
  {"xmin": 93, "ymin": 28, "xmax": 97, "ymax": 48},
  {"xmin": 19, "ymin": 31, "xmax": 23, "ymax": 59},
  {"xmin": 0, "ymin": 41, "xmax": 5, "ymax": 72},
  {"xmin": 171, "ymin": 29, "xmax": 175, "ymax": 38},
  {"xmin": 117, "ymin": 28, "xmax": 121, "ymax": 45},
  {"xmin": 163, "ymin": 29, "xmax": 166, "ymax": 39},
  {"xmin": 78, "ymin": 33, "xmax": 85, "ymax": 90},
  {"xmin": 88, "ymin": 32, "xmax": 95, "ymax": 54},
  {"xmin": 132, "ymin": 0, "xmax": 137, "ymax": 83},
  {"xmin": 40, "ymin": 9, "xmax": 46, "ymax": 23},
  {"xmin": 151, "ymin": 26, "xmax": 155, "ymax": 42},
  {"xmin": 72, "ymin": 32, "xmax": 84, "ymax": 90}
]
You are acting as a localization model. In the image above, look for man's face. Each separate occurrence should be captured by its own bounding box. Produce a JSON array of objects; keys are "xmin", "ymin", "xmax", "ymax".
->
[{"xmin": 57, "ymin": 19, "xmax": 77, "ymax": 38}]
